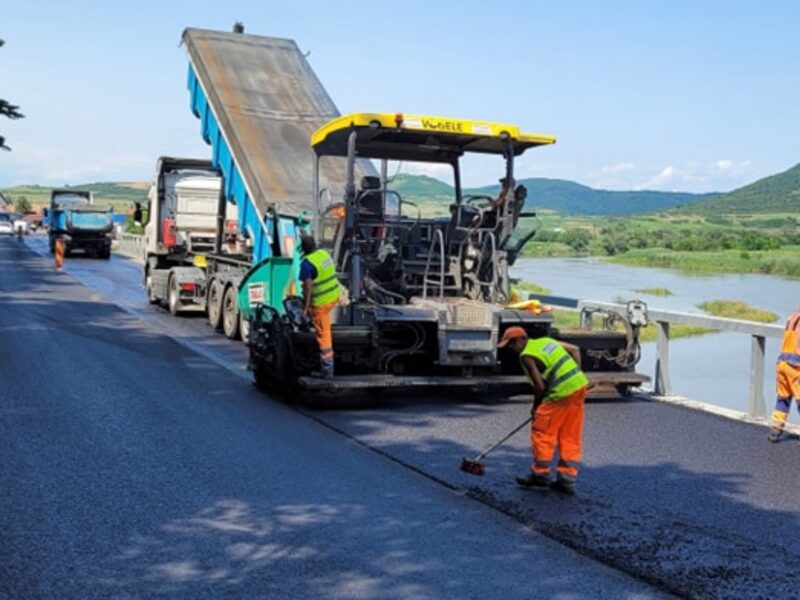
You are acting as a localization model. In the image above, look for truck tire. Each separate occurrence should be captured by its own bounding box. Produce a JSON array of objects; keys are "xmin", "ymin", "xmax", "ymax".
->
[
  {"xmin": 144, "ymin": 259, "xmax": 160, "ymax": 305},
  {"xmin": 145, "ymin": 274, "xmax": 159, "ymax": 304},
  {"xmin": 168, "ymin": 275, "xmax": 182, "ymax": 316},
  {"xmin": 240, "ymin": 317, "xmax": 251, "ymax": 346},
  {"xmin": 222, "ymin": 284, "xmax": 240, "ymax": 340},
  {"xmin": 207, "ymin": 279, "xmax": 224, "ymax": 331}
]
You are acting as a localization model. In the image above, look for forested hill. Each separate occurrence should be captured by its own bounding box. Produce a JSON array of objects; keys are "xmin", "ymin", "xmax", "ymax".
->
[
  {"xmin": 673, "ymin": 162, "xmax": 800, "ymax": 214},
  {"xmin": 5, "ymin": 163, "xmax": 797, "ymax": 216},
  {"xmin": 390, "ymin": 174, "xmax": 714, "ymax": 216}
]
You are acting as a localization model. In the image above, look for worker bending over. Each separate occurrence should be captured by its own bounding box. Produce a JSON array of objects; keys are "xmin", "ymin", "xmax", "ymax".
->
[
  {"xmin": 299, "ymin": 235, "xmax": 340, "ymax": 378},
  {"xmin": 498, "ymin": 327, "xmax": 589, "ymax": 495},
  {"xmin": 769, "ymin": 307, "xmax": 800, "ymax": 443}
]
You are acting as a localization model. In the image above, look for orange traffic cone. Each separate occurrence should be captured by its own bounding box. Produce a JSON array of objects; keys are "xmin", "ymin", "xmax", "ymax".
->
[{"xmin": 54, "ymin": 238, "xmax": 65, "ymax": 270}]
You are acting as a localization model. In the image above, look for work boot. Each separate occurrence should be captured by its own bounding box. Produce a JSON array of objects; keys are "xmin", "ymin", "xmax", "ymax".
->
[
  {"xmin": 768, "ymin": 430, "xmax": 783, "ymax": 443},
  {"xmin": 550, "ymin": 479, "xmax": 576, "ymax": 496},
  {"xmin": 516, "ymin": 472, "xmax": 550, "ymax": 489}
]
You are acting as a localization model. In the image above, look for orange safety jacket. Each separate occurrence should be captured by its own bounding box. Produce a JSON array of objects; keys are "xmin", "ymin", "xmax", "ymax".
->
[{"xmin": 777, "ymin": 310, "xmax": 800, "ymax": 367}]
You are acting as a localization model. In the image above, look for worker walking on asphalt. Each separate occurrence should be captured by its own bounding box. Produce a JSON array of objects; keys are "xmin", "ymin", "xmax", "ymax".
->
[
  {"xmin": 769, "ymin": 308, "xmax": 800, "ymax": 442},
  {"xmin": 300, "ymin": 235, "xmax": 340, "ymax": 378},
  {"xmin": 498, "ymin": 327, "xmax": 589, "ymax": 495}
]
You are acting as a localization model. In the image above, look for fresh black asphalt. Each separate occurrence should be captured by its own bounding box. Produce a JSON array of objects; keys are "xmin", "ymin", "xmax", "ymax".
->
[
  {"xmin": 8, "ymin": 234, "xmax": 800, "ymax": 598},
  {"xmin": 1, "ymin": 237, "xmax": 668, "ymax": 599}
]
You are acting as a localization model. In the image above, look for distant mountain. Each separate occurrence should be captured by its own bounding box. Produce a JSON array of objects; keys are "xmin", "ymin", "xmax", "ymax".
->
[
  {"xmin": 389, "ymin": 174, "xmax": 453, "ymax": 199},
  {"xmin": 5, "ymin": 163, "xmax": 796, "ymax": 216},
  {"xmin": 673, "ymin": 162, "xmax": 800, "ymax": 214},
  {"xmin": 390, "ymin": 174, "xmax": 714, "ymax": 216}
]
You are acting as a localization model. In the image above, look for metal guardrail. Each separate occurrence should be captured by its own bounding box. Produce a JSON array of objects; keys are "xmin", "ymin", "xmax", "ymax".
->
[
  {"xmin": 529, "ymin": 294, "xmax": 784, "ymax": 418},
  {"xmin": 115, "ymin": 233, "xmax": 145, "ymax": 263}
]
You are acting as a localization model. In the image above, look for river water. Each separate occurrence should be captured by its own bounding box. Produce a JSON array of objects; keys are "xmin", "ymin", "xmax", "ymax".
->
[{"xmin": 511, "ymin": 257, "xmax": 800, "ymax": 414}]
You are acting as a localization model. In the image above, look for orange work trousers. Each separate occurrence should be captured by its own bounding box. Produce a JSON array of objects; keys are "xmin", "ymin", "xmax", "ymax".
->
[
  {"xmin": 531, "ymin": 386, "xmax": 586, "ymax": 483},
  {"xmin": 311, "ymin": 301, "xmax": 337, "ymax": 375},
  {"xmin": 771, "ymin": 361, "xmax": 800, "ymax": 431}
]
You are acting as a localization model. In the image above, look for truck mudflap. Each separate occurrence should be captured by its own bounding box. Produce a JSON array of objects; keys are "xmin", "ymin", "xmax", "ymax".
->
[{"xmin": 297, "ymin": 371, "xmax": 650, "ymax": 394}]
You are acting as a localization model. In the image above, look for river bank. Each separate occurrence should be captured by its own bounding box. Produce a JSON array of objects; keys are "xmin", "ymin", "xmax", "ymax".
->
[
  {"xmin": 607, "ymin": 247, "xmax": 800, "ymax": 278},
  {"xmin": 511, "ymin": 257, "xmax": 800, "ymax": 412}
]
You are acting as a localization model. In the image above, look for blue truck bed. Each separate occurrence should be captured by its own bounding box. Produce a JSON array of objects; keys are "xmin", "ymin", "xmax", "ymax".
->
[{"xmin": 182, "ymin": 28, "xmax": 357, "ymax": 263}]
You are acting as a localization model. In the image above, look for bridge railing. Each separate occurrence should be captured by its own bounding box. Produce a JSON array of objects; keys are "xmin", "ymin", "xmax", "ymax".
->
[
  {"xmin": 115, "ymin": 233, "xmax": 145, "ymax": 263},
  {"xmin": 528, "ymin": 294, "xmax": 785, "ymax": 418}
]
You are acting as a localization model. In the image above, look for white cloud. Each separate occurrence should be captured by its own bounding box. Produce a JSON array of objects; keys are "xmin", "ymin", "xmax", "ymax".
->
[
  {"xmin": 636, "ymin": 166, "xmax": 676, "ymax": 190},
  {"xmin": 634, "ymin": 160, "xmax": 753, "ymax": 192},
  {"xmin": 600, "ymin": 162, "xmax": 635, "ymax": 174},
  {"xmin": 585, "ymin": 162, "xmax": 638, "ymax": 189},
  {"xmin": 0, "ymin": 144, "xmax": 152, "ymax": 186},
  {"xmin": 716, "ymin": 159, "xmax": 733, "ymax": 171}
]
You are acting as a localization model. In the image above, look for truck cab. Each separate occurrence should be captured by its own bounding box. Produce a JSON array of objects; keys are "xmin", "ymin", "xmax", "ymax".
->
[{"xmin": 144, "ymin": 157, "xmax": 244, "ymax": 330}]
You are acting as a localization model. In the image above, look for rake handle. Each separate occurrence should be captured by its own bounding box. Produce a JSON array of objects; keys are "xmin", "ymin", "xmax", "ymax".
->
[{"xmin": 472, "ymin": 416, "xmax": 532, "ymax": 463}]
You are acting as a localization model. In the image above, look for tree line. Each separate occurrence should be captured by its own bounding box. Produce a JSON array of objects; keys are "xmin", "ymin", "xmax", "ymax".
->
[{"xmin": 531, "ymin": 222, "xmax": 800, "ymax": 256}]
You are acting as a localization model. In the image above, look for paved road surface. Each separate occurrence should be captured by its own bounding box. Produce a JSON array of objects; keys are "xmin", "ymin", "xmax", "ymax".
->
[
  {"xmin": 0, "ymin": 237, "xmax": 670, "ymax": 598},
  {"xmin": 7, "ymin": 234, "xmax": 800, "ymax": 598}
]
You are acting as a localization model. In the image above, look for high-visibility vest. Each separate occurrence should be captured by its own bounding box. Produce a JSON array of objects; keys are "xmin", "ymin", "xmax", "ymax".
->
[
  {"xmin": 778, "ymin": 311, "xmax": 800, "ymax": 366},
  {"xmin": 305, "ymin": 249, "xmax": 341, "ymax": 307},
  {"xmin": 520, "ymin": 337, "xmax": 588, "ymax": 403}
]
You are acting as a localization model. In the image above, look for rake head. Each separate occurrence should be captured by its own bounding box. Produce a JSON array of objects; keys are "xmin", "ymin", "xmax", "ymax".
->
[{"xmin": 460, "ymin": 457, "xmax": 486, "ymax": 476}]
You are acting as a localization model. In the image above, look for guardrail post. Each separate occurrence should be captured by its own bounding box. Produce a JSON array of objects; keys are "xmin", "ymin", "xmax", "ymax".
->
[
  {"xmin": 748, "ymin": 335, "xmax": 767, "ymax": 418},
  {"xmin": 655, "ymin": 321, "xmax": 672, "ymax": 395},
  {"xmin": 580, "ymin": 309, "xmax": 592, "ymax": 330}
]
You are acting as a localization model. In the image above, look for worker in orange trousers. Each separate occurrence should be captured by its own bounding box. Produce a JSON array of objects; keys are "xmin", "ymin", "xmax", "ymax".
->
[
  {"xmin": 300, "ymin": 235, "xmax": 340, "ymax": 378},
  {"xmin": 498, "ymin": 326, "xmax": 589, "ymax": 495},
  {"xmin": 769, "ymin": 309, "xmax": 800, "ymax": 443}
]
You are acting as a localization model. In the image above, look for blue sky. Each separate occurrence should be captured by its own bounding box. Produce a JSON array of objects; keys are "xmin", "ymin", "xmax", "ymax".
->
[{"xmin": 1, "ymin": 0, "xmax": 798, "ymax": 192}]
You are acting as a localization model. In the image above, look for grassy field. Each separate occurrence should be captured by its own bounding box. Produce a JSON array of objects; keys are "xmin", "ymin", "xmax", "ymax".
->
[
  {"xmin": 515, "ymin": 280, "xmax": 552, "ymax": 294},
  {"xmin": 635, "ymin": 287, "xmax": 673, "ymax": 297},
  {"xmin": 697, "ymin": 300, "xmax": 779, "ymax": 323},
  {"xmin": 551, "ymin": 308, "xmax": 713, "ymax": 342},
  {"xmin": 1, "ymin": 182, "xmax": 148, "ymax": 211},
  {"xmin": 608, "ymin": 247, "xmax": 800, "ymax": 278},
  {"xmin": 513, "ymin": 208, "xmax": 800, "ymax": 279}
]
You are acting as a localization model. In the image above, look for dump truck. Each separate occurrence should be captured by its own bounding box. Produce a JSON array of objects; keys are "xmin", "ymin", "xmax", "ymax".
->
[
  {"xmin": 143, "ymin": 26, "xmax": 358, "ymax": 339},
  {"xmin": 148, "ymin": 26, "xmax": 648, "ymax": 397},
  {"xmin": 47, "ymin": 190, "xmax": 113, "ymax": 258}
]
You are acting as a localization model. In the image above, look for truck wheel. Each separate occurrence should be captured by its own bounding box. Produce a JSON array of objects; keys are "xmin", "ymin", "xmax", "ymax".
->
[
  {"xmin": 145, "ymin": 270, "xmax": 159, "ymax": 305},
  {"xmin": 144, "ymin": 258, "xmax": 160, "ymax": 305},
  {"xmin": 222, "ymin": 285, "xmax": 240, "ymax": 340},
  {"xmin": 207, "ymin": 279, "xmax": 224, "ymax": 331},
  {"xmin": 168, "ymin": 276, "xmax": 182, "ymax": 316},
  {"xmin": 240, "ymin": 317, "xmax": 251, "ymax": 346}
]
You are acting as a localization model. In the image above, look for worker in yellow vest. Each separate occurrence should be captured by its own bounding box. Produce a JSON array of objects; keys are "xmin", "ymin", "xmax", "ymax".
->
[
  {"xmin": 497, "ymin": 326, "xmax": 589, "ymax": 495},
  {"xmin": 769, "ymin": 308, "xmax": 800, "ymax": 442},
  {"xmin": 300, "ymin": 235, "xmax": 341, "ymax": 378}
]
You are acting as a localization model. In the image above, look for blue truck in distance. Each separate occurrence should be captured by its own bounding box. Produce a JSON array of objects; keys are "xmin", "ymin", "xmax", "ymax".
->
[{"xmin": 47, "ymin": 189, "xmax": 113, "ymax": 259}]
